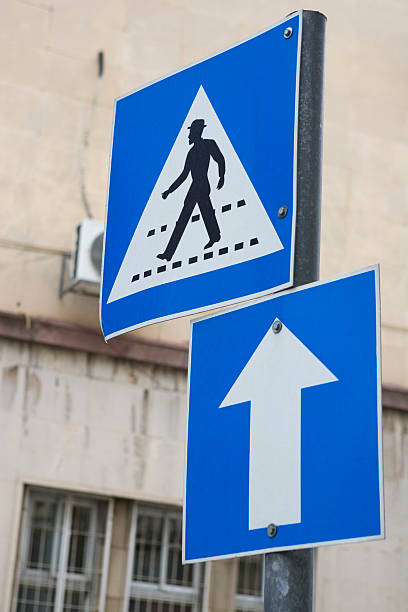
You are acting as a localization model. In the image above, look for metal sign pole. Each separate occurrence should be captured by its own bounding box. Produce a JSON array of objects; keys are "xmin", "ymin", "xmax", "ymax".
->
[{"xmin": 264, "ymin": 10, "xmax": 326, "ymax": 612}]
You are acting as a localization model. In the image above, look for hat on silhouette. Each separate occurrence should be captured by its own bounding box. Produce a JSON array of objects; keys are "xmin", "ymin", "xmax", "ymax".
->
[{"xmin": 188, "ymin": 119, "xmax": 206, "ymax": 131}]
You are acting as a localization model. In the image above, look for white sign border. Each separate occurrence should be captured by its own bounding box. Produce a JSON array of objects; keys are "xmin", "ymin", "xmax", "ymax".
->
[
  {"xmin": 99, "ymin": 11, "xmax": 303, "ymax": 340},
  {"xmin": 183, "ymin": 264, "xmax": 384, "ymax": 563}
]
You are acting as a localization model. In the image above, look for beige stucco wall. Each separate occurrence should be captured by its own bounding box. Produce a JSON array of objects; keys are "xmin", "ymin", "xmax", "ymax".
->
[
  {"xmin": 0, "ymin": 337, "xmax": 407, "ymax": 610},
  {"xmin": 0, "ymin": 0, "xmax": 407, "ymax": 387},
  {"xmin": 0, "ymin": 336, "xmax": 188, "ymax": 607},
  {"xmin": 1, "ymin": 1, "xmax": 407, "ymax": 611}
]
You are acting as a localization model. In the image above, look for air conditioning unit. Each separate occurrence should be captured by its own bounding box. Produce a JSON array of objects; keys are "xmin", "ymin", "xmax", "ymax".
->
[
  {"xmin": 72, "ymin": 218, "xmax": 105, "ymax": 283},
  {"xmin": 60, "ymin": 219, "xmax": 105, "ymax": 297}
]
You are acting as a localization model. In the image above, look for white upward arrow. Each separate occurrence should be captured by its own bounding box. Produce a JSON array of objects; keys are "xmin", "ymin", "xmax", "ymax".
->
[{"xmin": 220, "ymin": 319, "xmax": 338, "ymax": 531}]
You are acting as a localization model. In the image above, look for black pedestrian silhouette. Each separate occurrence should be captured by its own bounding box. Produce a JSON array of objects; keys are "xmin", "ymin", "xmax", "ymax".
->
[{"xmin": 157, "ymin": 118, "xmax": 225, "ymax": 262}]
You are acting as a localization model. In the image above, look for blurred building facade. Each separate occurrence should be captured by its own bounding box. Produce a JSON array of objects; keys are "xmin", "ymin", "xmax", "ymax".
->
[{"xmin": 0, "ymin": 1, "xmax": 407, "ymax": 611}]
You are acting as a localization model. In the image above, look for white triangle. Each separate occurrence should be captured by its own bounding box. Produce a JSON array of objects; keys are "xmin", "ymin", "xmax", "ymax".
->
[{"xmin": 108, "ymin": 86, "xmax": 283, "ymax": 303}]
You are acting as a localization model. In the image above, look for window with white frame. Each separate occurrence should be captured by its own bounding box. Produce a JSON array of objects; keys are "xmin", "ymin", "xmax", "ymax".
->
[
  {"xmin": 235, "ymin": 555, "xmax": 263, "ymax": 612},
  {"xmin": 126, "ymin": 505, "xmax": 202, "ymax": 612},
  {"xmin": 13, "ymin": 487, "xmax": 112, "ymax": 612}
]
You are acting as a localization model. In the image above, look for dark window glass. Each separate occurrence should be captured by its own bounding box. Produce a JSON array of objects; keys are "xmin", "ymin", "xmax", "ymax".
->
[
  {"xmin": 27, "ymin": 500, "xmax": 57, "ymax": 570},
  {"xmin": 133, "ymin": 513, "xmax": 164, "ymax": 583},
  {"xmin": 67, "ymin": 505, "xmax": 91, "ymax": 574},
  {"xmin": 237, "ymin": 555, "xmax": 263, "ymax": 597},
  {"xmin": 129, "ymin": 600, "xmax": 193, "ymax": 612},
  {"xmin": 166, "ymin": 517, "xmax": 193, "ymax": 587},
  {"xmin": 16, "ymin": 585, "xmax": 55, "ymax": 612}
]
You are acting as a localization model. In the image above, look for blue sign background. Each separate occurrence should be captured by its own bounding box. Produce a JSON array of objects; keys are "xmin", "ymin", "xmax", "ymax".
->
[
  {"xmin": 101, "ymin": 14, "xmax": 300, "ymax": 338},
  {"xmin": 184, "ymin": 268, "xmax": 383, "ymax": 561}
]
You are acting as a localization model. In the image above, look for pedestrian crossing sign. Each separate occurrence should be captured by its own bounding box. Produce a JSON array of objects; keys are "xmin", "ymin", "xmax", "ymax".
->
[{"xmin": 100, "ymin": 12, "xmax": 302, "ymax": 339}]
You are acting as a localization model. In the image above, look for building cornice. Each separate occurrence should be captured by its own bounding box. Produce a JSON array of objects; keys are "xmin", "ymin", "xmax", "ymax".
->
[
  {"xmin": 0, "ymin": 310, "xmax": 406, "ymax": 412},
  {"xmin": 0, "ymin": 310, "xmax": 188, "ymax": 370},
  {"xmin": 382, "ymin": 385, "xmax": 408, "ymax": 413}
]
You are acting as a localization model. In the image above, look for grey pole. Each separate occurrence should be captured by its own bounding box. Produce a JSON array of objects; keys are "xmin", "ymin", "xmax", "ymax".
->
[{"xmin": 264, "ymin": 10, "xmax": 326, "ymax": 612}]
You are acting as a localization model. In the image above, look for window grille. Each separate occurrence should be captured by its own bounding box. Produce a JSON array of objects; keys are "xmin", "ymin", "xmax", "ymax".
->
[
  {"xmin": 235, "ymin": 555, "xmax": 264, "ymax": 612},
  {"xmin": 13, "ymin": 488, "xmax": 112, "ymax": 612},
  {"xmin": 126, "ymin": 505, "xmax": 201, "ymax": 612}
]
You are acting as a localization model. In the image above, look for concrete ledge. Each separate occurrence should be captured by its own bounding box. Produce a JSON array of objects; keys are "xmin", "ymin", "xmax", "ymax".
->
[
  {"xmin": 0, "ymin": 310, "xmax": 188, "ymax": 370},
  {"xmin": 382, "ymin": 385, "xmax": 408, "ymax": 413},
  {"xmin": 0, "ymin": 310, "xmax": 407, "ymax": 412}
]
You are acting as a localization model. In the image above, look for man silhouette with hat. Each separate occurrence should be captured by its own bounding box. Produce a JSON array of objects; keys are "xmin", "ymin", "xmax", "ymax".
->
[{"xmin": 157, "ymin": 118, "xmax": 225, "ymax": 262}]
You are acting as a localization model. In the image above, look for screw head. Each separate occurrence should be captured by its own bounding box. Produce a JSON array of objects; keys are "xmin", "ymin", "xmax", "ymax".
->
[
  {"xmin": 272, "ymin": 320, "xmax": 282, "ymax": 334},
  {"xmin": 284, "ymin": 27, "xmax": 293, "ymax": 39},
  {"xmin": 267, "ymin": 523, "xmax": 278, "ymax": 538},
  {"xmin": 278, "ymin": 206, "xmax": 288, "ymax": 219}
]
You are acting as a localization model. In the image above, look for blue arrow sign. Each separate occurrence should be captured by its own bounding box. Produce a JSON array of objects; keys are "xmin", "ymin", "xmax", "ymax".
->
[
  {"xmin": 183, "ymin": 267, "xmax": 384, "ymax": 562},
  {"xmin": 100, "ymin": 12, "xmax": 302, "ymax": 339}
]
